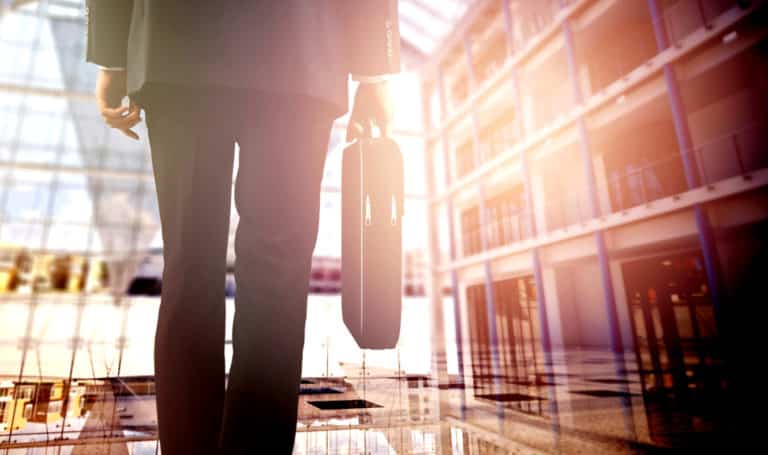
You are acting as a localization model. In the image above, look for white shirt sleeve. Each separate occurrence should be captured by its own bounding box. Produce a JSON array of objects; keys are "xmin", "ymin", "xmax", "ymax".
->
[
  {"xmin": 96, "ymin": 65, "xmax": 126, "ymax": 71},
  {"xmin": 350, "ymin": 73, "xmax": 397, "ymax": 83}
]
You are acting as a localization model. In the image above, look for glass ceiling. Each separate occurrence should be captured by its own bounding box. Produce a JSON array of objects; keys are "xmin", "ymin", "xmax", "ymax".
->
[
  {"xmin": 3, "ymin": 0, "xmax": 474, "ymax": 66},
  {"xmin": 398, "ymin": 0, "xmax": 474, "ymax": 62}
]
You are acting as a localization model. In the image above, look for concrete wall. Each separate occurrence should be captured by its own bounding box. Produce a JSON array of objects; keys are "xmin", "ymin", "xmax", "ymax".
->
[{"xmin": 553, "ymin": 260, "xmax": 614, "ymax": 348}]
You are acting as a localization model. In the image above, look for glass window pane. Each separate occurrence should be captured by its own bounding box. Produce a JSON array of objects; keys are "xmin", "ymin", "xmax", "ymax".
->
[{"xmin": 4, "ymin": 183, "xmax": 50, "ymax": 221}]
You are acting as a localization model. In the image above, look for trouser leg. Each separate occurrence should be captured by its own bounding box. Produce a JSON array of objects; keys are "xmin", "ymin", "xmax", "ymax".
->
[
  {"xmin": 219, "ymin": 92, "xmax": 336, "ymax": 454},
  {"xmin": 143, "ymin": 85, "xmax": 236, "ymax": 455}
]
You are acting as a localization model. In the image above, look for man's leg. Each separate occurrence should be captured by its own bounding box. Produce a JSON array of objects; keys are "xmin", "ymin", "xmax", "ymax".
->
[
  {"xmin": 219, "ymin": 92, "xmax": 337, "ymax": 454},
  {"xmin": 143, "ymin": 84, "xmax": 236, "ymax": 455}
]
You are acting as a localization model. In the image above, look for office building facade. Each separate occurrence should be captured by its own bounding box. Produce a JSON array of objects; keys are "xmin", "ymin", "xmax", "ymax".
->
[{"xmin": 422, "ymin": 0, "xmax": 765, "ymax": 443}]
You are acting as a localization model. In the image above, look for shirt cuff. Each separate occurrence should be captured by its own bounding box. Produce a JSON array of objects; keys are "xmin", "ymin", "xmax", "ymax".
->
[
  {"xmin": 97, "ymin": 65, "xmax": 126, "ymax": 71},
  {"xmin": 351, "ymin": 73, "xmax": 397, "ymax": 83}
]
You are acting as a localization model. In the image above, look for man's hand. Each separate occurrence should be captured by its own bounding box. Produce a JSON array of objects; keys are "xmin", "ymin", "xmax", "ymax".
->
[
  {"xmin": 346, "ymin": 81, "xmax": 393, "ymax": 142},
  {"xmin": 95, "ymin": 69, "xmax": 142, "ymax": 140}
]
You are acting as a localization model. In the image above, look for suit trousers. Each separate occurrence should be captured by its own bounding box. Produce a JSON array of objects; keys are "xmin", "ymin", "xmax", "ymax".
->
[{"xmin": 140, "ymin": 83, "xmax": 339, "ymax": 454}]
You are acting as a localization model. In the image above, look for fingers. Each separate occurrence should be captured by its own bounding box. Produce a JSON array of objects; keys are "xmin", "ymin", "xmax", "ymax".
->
[
  {"xmin": 94, "ymin": 70, "xmax": 140, "ymax": 140},
  {"xmin": 346, "ymin": 99, "xmax": 371, "ymax": 142},
  {"xmin": 368, "ymin": 113, "xmax": 389, "ymax": 138},
  {"xmin": 380, "ymin": 121, "xmax": 392, "ymax": 138},
  {"xmin": 346, "ymin": 81, "xmax": 394, "ymax": 141},
  {"xmin": 118, "ymin": 127, "xmax": 140, "ymax": 141},
  {"xmin": 346, "ymin": 121, "xmax": 364, "ymax": 143},
  {"xmin": 346, "ymin": 119, "xmax": 390, "ymax": 142},
  {"xmin": 100, "ymin": 104, "xmax": 129, "ymax": 119},
  {"xmin": 105, "ymin": 106, "xmax": 140, "ymax": 129},
  {"xmin": 347, "ymin": 99, "xmax": 385, "ymax": 142},
  {"xmin": 346, "ymin": 119, "xmax": 375, "ymax": 143},
  {"xmin": 347, "ymin": 92, "xmax": 366, "ymax": 142},
  {"xmin": 98, "ymin": 100, "xmax": 142, "ymax": 141}
]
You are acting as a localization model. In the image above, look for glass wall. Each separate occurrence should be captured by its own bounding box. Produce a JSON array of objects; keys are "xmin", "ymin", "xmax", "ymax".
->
[{"xmin": 1, "ymin": 1, "xmax": 434, "ymax": 449}]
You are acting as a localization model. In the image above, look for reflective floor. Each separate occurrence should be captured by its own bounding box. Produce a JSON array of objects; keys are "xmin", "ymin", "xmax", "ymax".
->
[{"xmin": 0, "ymin": 294, "xmax": 732, "ymax": 454}]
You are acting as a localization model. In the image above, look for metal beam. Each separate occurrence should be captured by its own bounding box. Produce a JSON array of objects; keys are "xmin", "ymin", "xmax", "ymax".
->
[
  {"xmin": 0, "ymin": 160, "xmax": 428, "ymax": 200},
  {"xmin": 402, "ymin": 0, "xmax": 456, "ymax": 23},
  {"xmin": 433, "ymin": 169, "xmax": 768, "ymax": 274},
  {"xmin": 463, "ymin": 32, "xmax": 504, "ymax": 418},
  {"xmin": 562, "ymin": 15, "xmax": 635, "ymax": 440},
  {"xmin": 0, "ymin": 82, "xmax": 427, "ymax": 138},
  {"xmin": 647, "ymin": 0, "xmax": 726, "ymax": 336},
  {"xmin": 501, "ymin": 0, "xmax": 560, "ymax": 439},
  {"xmin": 420, "ymin": 0, "xmax": 497, "ymax": 80},
  {"xmin": 0, "ymin": 82, "xmax": 95, "ymax": 101},
  {"xmin": 435, "ymin": 66, "xmax": 468, "ymax": 416},
  {"xmin": 421, "ymin": 76, "xmax": 451, "ymax": 413}
]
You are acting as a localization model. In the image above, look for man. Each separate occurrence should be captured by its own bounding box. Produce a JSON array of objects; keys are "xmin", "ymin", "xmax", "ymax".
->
[{"xmin": 84, "ymin": 1, "xmax": 400, "ymax": 454}]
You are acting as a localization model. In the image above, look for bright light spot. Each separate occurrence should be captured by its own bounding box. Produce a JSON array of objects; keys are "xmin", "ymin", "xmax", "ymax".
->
[
  {"xmin": 722, "ymin": 31, "xmax": 738, "ymax": 44},
  {"xmin": 389, "ymin": 72, "xmax": 423, "ymax": 132}
]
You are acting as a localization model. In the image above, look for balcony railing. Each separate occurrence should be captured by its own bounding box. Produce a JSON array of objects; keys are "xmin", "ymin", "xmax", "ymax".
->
[
  {"xmin": 543, "ymin": 176, "xmax": 592, "ymax": 232},
  {"xmin": 485, "ymin": 205, "xmax": 532, "ymax": 250},
  {"xmin": 607, "ymin": 154, "xmax": 688, "ymax": 213},
  {"xmin": 661, "ymin": 0, "xmax": 741, "ymax": 44},
  {"xmin": 462, "ymin": 205, "xmax": 532, "ymax": 258},
  {"xmin": 535, "ymin": 122, "xmax": 767, "ymax": 233},
  {"xmin": 692, "ymin": 122, "xmax": 766, "ymax": 187}
]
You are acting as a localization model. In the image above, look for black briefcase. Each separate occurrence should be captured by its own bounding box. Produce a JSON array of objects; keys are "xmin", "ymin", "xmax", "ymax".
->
[{"xmin": 341, "ymin": 136, "xmax": 404, "ymax": 350}]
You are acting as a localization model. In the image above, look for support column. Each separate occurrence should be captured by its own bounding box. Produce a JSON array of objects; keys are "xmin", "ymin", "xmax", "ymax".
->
[
  {"xmin": 502, "ymin": 0, "xmax": 555, "ymax": 365},
  {"xmin": 421, "ymin": 83, "xmax": 450, "ymax": 398},
  {"xmin": 646, "ymin": 0, "xmax": 726, "ymax": 335},
  {"xmin": 463, "ymin": 34, "xmax": 504, "ymax": 419},
  {"xmin": 502, "ymin": 0, "xmax": 560, "ymax": 440},
  {"xmin": 562, "ymin": 20, "xmax": 626, "ymax": 358},
  {"xmin": 562, "ymin": 17, "xmax": 635, "ymax": 439},
  {"xmin": 437, "ymin": 67, "xmax": 468, "ymax": 416},
  {"xmin": 463, "ymin": 35, "xmax": 483, "ymax": 168}
]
